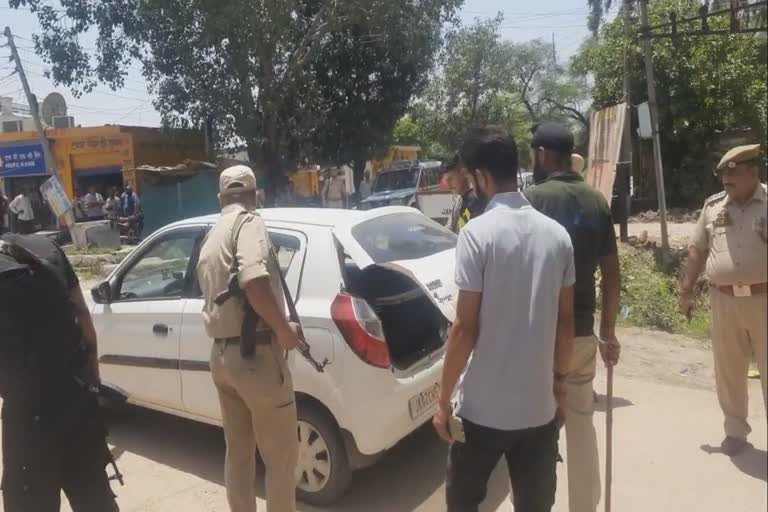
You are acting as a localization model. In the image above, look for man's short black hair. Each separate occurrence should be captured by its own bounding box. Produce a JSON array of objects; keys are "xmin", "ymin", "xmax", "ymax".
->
[
  {"xmin": 460, "ymin": 126, "xmax": 519, "ymax": 182},
  {"xmin": 442, "ymin": 154, "xmax": 462, "ymax": 174}
]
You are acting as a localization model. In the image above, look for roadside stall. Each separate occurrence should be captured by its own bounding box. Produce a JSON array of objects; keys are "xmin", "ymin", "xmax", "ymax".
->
[{"xmin": 126, "ymin": 160, "xmax": 220, "ymax": 238}]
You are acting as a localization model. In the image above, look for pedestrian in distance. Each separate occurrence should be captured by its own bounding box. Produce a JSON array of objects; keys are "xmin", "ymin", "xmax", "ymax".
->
[
  {"xmin": 104, "ymin": 187, "xmax": 121, "ymax": 223},
  {"xmin": 525, "ymin": 123, "xmax": 621, "ymax": 512},
  {"xmin": 679, "ymin": 144, "xmax": 767, "ymax": 457},
  {"xmin": 359, "ymin": 171, "xmax": 373, "ymax": 200},
  {"xmin": 119, "ymin": 185, "xmax": 140, "ymax": 217},
  {"xmin": 321, "ymin": 167, "xmax": 347, "ymax": 209},
  {"xmin": 197, "ymin": 165, "xmax": 300, "ymax": 512},
  {"xmin": 442, "ymin": 154, "xmax": 487, "ymax": 234},
  {"xmin": 0, "ymin": 191, "xmax": 9, "ymax": 234},
  {"xmin": 84, "ymin": 185, "xmax": 106, "ymax": 221},
  {"xmin": 433, "ymin": 126, "xmax": 576, "ymax": 512},
  {"xmin": 8, "ymin": 188, "xmax": 35, "ymax": 234},
  {"xmin": 0, "ymin": 232, "xmax": 119, "ymax": 512}
]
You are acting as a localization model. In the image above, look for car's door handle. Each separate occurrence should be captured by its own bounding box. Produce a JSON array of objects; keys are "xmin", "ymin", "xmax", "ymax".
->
[{"xmin": 153, "ymin": 323, "xmax": 171, "ymax": 336}]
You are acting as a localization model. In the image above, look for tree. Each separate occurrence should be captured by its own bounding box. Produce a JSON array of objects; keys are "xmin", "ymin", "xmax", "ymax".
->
[
  {"xmin": 10, "ymin": 0, "xmax": 460, "ymax": 192},
  {"xmin": 408, "ymin": 17, "xmax": 590, "ymax": 166},
  {"xmin": 588, "ymin": 0, "xmax": 615, "ymax": 37},
  {"xmin": 572, "ymin": 0, "xmax": 767, "ymax": 205}
]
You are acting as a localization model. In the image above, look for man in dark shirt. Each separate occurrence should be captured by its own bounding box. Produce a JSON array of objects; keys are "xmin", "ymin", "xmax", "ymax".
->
[
  {"xmin": 524, "ymin": 123, "xmax": 621, "ymax": 512},
  {"xmin": 0, "ymin": 192, "xmax": 9, "ymax": 234},
  {"xmin": 0, "ymin": 233, "xmax": 117, "ymax": 512},
  {"xmin": 443, "ymin": 155, "xmax": 487, "ymax": 233}
]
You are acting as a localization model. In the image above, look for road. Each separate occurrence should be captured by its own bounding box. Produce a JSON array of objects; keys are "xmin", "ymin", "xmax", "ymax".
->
[{"xmin": 1, "ymin": 328, "xmax": 765, "ymax": 512}]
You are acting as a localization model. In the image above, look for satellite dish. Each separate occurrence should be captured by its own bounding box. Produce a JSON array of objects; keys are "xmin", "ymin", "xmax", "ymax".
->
[{"xmin": 41, "ymin": 92, "xmax": 68, "ymax": 125}]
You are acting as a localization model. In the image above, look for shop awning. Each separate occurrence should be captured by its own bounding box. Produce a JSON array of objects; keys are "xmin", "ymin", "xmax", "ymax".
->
[{"xmin": 75, "ymin": 166, "xmax": 123, "ymax": 177}]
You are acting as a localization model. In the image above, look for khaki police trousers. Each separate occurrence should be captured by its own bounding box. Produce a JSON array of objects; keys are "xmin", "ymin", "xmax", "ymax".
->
[
  {"xmin": 564, "ymin": 335, "xmax": 601, "ymax": 512},
  {"xmin": 325, "ymin": 199, "xmax": 344, "ymax": 209},
  {"xmin": 211, "ymin": 342, "xmax": 299, "ymax": 512},
  {"xmin": 710, "ymin": 289, "xmax": 768, "ymax": 440}
]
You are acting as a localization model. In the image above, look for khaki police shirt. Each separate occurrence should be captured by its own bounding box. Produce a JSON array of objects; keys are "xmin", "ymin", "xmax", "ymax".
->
[
  {"xmin": 690, "ymin": 183, "xmax": 768, "ymax": 286},
  {"xmin": 197, "ymin": 204, "xmax": 285, "ymax": 339},
  {"xmin": 323, "ymin": 177, "xmax": 346, "ymax": 201}
]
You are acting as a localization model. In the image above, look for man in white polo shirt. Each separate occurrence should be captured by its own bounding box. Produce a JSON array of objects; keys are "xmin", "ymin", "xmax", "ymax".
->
[{"xmin": 434, "ymin": 126, "xmax": 576, "ymax": 512}]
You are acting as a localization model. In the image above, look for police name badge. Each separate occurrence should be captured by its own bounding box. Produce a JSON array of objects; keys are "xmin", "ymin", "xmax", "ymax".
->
[
  {"xmin": 754, "ymin": 215, "xmax": 767, "ymax": 243},
  {"xmin": 713, "ymin": 209, "xmax": 731, "ymax": 227}
]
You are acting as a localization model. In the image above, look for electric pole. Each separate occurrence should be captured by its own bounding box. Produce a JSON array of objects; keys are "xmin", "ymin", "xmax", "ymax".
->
[
  {"xmin": 618, "ymin": 0, "xmax": 634, "ymax": 243},
  {"xmin": 4, "ymin": 26, "xmax": 73, "ymax": 229},
  {"xmin": 4, "ymin": 27, "xmax": 57, "ymax": 179},
  {"xmin": 638, "ymin": 0, "xmax": 670, "ymax": 249},
  {"xmin": 552, "ymin": 33, "xmax": 557, "ymax": 64}
]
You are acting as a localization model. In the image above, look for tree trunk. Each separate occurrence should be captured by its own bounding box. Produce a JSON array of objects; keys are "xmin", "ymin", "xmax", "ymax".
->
[
  {"xmin": 258, "ymin": 140, "xmax": 284, "ymax": 206},
  {"xmin": 352, "ymin": 158, "xmax": 367, "ymax": 190}
]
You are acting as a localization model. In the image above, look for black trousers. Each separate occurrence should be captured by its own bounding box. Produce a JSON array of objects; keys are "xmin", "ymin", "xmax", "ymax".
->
[
  {"xmin": 1, "ymin": 393, "xmax": 118, "ymax": 512},
  {"xmin": 16, "ymin": 219, "xmax": 34, "ymax": 234},
  {"xmin": 446, "ymin": 418, "xmax": 560, "ymax": 512}
]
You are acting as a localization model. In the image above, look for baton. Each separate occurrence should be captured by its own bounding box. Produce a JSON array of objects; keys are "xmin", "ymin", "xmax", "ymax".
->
[{"xmin": 605, "ymin": 364, "xmax": 614, "ymax": 512}]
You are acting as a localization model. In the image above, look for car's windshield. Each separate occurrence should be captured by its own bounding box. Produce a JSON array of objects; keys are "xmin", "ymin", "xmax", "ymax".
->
[
  {"xmin": 372, "ymin": 169, "xmax": 419, "ymax": 193},
  {"xmin": 350, "ymin": 212, "xmax": 456, "ymax": 263}
]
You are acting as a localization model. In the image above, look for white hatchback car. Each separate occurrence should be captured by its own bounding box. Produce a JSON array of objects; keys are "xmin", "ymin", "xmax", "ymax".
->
[{"xmin": 90, "ymin": 207, "xmax": 457, "ymax": 505}]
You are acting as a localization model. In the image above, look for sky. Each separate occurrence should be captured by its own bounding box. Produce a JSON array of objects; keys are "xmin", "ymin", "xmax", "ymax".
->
[{"xmin": 0, "ymin": 0, "xmax": 601, "ymax": 128}]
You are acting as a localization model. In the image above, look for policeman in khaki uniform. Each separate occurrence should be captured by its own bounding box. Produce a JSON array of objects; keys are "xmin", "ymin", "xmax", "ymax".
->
[
  {"xmin": 321, "ymin": 167, "xmax": 347, "ymax": 209},
  {"xmin": 197, "ymin": 165, "xmax": 300, "ymax": 512},
  {"xmin": 680, "ymin": 144, "xmax": 767, "ymax": 456}
]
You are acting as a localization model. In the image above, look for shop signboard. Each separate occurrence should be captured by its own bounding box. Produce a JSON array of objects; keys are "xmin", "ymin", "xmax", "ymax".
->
[
  {"xmin": 0, "ymin": 142, "xmax": 48, "ymax": 177},
  {"xmin": 40, "ymin": 175, "xmax": 72, "ymax": 217}
]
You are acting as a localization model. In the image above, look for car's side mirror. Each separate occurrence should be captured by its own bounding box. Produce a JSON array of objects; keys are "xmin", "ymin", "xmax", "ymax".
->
[{"xmin": 91, "ymin": 282, "xmax": 112, "ymax": 304}]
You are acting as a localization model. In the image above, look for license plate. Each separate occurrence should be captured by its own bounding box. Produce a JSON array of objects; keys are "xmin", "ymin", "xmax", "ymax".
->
[{"xmin": 408, "ymin": 383, "xmax": 440, "ymax": 420}]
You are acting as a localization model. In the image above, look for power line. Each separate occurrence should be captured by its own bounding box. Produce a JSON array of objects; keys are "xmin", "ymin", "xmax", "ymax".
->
[
  {"xmin": 114, "ymin": 100, "xmax": 153, "ymax": 123},
  {"xmin": 22, "ymin": 66, "xmax": 152, "ymax": 103},
  {"xmin": 499, "ymin": 23, "xmax": 589, "ymax": 30},
  {"xmin": 16, "ymin": 51, "xmax": 151, "ymax": 91},
  {"xmin": 0, "ymin": 87, "xmax": 24, "ymax": 96}
]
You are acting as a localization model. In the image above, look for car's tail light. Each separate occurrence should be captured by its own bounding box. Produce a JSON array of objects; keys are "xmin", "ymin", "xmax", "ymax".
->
[{"xmin": 331, "ymin": 293, "xmax": 391, "ymax": 369}]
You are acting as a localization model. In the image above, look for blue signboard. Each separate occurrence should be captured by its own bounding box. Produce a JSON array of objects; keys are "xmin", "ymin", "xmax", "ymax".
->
[{"xmin": 0, "ymin": 142, "xmax": 48, "ymax": 178}]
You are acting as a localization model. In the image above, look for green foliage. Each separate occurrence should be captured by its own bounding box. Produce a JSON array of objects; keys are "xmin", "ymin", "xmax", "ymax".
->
[
  {"xmin": 587, "ymin": 0, "xmax": 615, "ymax": 37},
  {"xmin": 616, "ymin": 247, "xmax": 710, "ymax": 338},
  {"xmin": 393, "ymin": 116, "xmax": 424, "ymax": 146},
  {"xmin": 573, "ymin": 0, "xmax": 768, "ymax": 206},
  {"xmin": 10, "ymin": 0, "xmax": 461, "ymax": 189},
  {"xmin": 407, "ymin": 16, "xmax": 590, "ymax": 164},
  {"xmin": 75, "ymin": 267, "xmax": 103, "ymax": 283},
  {"xmin": 64, "ymin": 246, "xmax": 115, "ymax": 256}
]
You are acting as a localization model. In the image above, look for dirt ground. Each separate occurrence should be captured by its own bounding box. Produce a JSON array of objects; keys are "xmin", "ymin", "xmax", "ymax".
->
[
  {"xmin": 621, "ymin": 221, "xmax": 697, "ymax": 249},
  {"xmin": 0, "ymin": 325, "xmax": 765, "ymax": 512}
]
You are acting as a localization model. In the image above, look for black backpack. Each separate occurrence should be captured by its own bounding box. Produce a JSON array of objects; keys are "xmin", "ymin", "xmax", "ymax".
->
[{"xmin": 0, "ymin": 237, "xmax": 85, "ymax": 401}]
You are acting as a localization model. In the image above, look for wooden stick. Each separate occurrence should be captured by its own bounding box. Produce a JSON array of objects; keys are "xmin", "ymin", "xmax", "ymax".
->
[{"xmin": 605, "ymin": 364, "xmax": 614, "ymax": 512}]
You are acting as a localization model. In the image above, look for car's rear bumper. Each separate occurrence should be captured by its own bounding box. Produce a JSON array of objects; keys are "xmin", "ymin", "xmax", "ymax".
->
[{"xmin": 338, "ymin": 357, "xmax": 443, "ymax": 456}]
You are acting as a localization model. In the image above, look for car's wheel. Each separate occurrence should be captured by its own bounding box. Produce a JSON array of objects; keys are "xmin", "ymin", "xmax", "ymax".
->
[{"xmin": 296, "ymin": 402, "xmax": 352, "ymax": 506}]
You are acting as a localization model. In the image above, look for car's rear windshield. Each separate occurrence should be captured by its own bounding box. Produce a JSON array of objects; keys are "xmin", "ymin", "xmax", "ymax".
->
[
  {"xmin": 373, "ymin": 169, "xmax": 419, "ymax": 192},
  {"xmin": 350, "ymin": 212, "xmax": 457, "ymax": 263}
]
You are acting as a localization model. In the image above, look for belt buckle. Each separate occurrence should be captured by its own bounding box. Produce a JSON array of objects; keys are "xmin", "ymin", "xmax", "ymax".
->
[{"xmin": 733, "ymin": 284, "xmax": 752, "ymax": 297}]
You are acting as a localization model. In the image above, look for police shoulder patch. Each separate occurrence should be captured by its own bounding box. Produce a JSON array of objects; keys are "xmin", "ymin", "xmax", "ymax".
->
[{"xmin": 705, "ymin": 191, "xmax": 726, "ymax": 207}]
